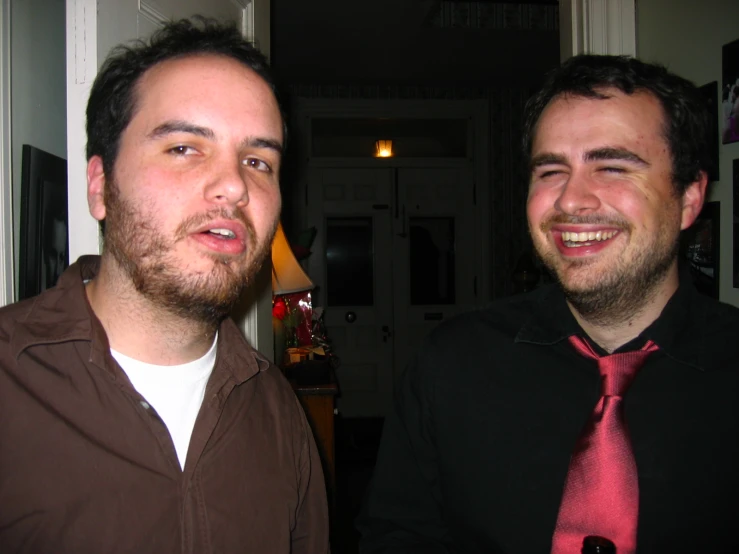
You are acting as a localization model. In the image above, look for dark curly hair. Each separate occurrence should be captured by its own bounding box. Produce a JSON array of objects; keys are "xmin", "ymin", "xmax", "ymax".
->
[
  {"xmin": 85, "ymin": 16, "xmax": 284, "ymax": 179},
  {"xmin": 522, "ymin": 55, "xmax": 712, "ymax": 193}
]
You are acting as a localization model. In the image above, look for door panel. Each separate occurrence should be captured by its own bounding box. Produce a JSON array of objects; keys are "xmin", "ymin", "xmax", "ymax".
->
[
  {"xmin": 308, "ymin": 165, "xmax": 477, "ymax": 417},
  {"xmin": 307, "ymin": 168, "xmax": 395, "ymax": 417},
  {"xmin": 392, "ymin": 167, "xmax": 477, "ymax": 383}
]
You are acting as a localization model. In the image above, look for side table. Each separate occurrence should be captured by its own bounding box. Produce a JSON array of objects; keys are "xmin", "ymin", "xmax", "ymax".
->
[{"xmin": 290, "ymin": 372, "xmax": 339, "ymax": 500}]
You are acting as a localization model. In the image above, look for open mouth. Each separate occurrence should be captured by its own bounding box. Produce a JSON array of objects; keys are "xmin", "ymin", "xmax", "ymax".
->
[
  {"xmin": 561, "ymin": 230, "xmax": 618, "ymax": 247},
  {"xmin": 187, "ymin": 218, "xmax": 247, "ymax": 256},
  {"xmin": 203, "ymin": 228, "xmax": 237, "ymax": 240}
]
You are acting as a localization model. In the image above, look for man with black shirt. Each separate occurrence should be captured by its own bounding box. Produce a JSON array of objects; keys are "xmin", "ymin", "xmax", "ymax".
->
[{"xmin": 358, "ymin": 55, "xmax": 739, "ymax": 553}]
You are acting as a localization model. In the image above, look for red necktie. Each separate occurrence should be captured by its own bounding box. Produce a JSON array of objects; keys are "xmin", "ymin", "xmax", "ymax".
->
[{"xmin": 551, "ymin": 336, "xmax": 658, "ymax": 554}]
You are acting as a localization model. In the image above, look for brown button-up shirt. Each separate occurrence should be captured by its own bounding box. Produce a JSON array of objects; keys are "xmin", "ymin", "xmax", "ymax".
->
[{"xmin": 0, "ymin": 256, "xmax": 329, "ymax": 553}]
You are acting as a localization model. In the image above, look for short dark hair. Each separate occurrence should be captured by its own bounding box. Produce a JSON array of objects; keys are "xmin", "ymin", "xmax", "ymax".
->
[
  {"xmin": 85, "ymin": 16, "xmax": 284, "ymax": 179},
  {"xmin": 522, "ymin": 55, "xmax": 712, "ymax": 193}
]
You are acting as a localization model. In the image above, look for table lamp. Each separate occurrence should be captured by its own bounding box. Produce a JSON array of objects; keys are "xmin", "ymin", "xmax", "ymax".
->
[{"xmin": 271, "ymin": 222, "xmax": 314, "ymax": 364}]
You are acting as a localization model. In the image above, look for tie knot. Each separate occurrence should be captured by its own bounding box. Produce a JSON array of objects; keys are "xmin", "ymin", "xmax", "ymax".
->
[{"xmin": 568, "ymin": 336, "xmax": 658, "ymax": 397}]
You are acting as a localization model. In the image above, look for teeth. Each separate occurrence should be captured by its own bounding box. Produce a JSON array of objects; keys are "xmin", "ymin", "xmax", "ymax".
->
[
  {"xmin": 561, "ymin": 230, "xmax": 618, "ymax": 244},
  {"xmin": 209, "ymin": 228, "xmax": 236, "ymax": 239}
]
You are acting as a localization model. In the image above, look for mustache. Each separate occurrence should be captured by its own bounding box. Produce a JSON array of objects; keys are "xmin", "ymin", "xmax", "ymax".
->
[{"xmin": 540, "ymin": 213, "xmax": 631, "ymax": 232}]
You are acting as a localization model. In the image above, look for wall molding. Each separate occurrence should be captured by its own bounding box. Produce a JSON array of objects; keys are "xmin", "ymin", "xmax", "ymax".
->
[
  {"xmin": 0, "ymin": 0, "xmax": 13, "ymax": 305},
  {"xmin": 560, "ymin": 0, "xmax": 636, "ymax": 60},
  {"xmin": 138, "ymin": 1, "xmax": 169, "ymax": 26}
]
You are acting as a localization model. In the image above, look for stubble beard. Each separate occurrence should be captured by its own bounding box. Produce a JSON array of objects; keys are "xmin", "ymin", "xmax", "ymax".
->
[
  {"xmin": 103, "ymin": 180, "xmax": 276, "ymax": 328},
  {"xmin": 533, "ymin": 212, "xmax": 681, "ymax": 327}
]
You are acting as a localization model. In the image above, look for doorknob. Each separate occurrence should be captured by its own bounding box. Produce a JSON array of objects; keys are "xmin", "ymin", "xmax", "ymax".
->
[
  {"xmin": 382, "ymin": 325, "xmax": 393, "ymax": 343},
  {"xmin": 345, "ymin": 311, "xmax": 357, "ymax": 323}
]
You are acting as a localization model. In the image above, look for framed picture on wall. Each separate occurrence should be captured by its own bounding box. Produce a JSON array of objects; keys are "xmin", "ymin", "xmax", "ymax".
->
[
  {"xmin": 682, "ymin": 201, "xmax": 719, "ymax": 299},
  {"xmin": 699, "ymin": 81, "xmax": 720, "ymax": 181},
  {"xmin": 19, "ymin": 145, "xmax": 69, "ymax": 300},
  {"xmin": 722, "ymin": 38, "xmax": 739, "ymax": 144},
  {"xmin": 734, "ymin": 159, "xmax": 739, "ymax": 288}
]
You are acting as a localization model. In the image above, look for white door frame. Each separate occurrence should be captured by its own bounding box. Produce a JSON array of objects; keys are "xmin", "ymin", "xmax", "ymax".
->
[
  {"xmin": 560, "ymin": 0, "xmax": 636, "ymax": 60},
  {"xmin": 0, "ymin": 0, "xmax": 13, "ymax": 307}
]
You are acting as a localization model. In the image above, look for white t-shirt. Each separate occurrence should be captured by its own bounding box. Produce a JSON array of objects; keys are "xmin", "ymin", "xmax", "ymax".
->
[{"xmin": 111, "ymin": 336, "xmax": 217, "ymax": 470}]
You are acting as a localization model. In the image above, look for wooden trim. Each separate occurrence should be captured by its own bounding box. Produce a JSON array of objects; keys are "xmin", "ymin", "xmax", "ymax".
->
[
  {"xmin": 138, "ymin": 1, "xmax": 169, "ymax": 26},
  {"xmin": 560, "ymin": 0, "xmax": 636, "ymax": 60},
  {"xmin": 66, "ymin": 0, "xmax": 100, "ymax": 262},
  {"xmin": 0, "ymin": 0, "xmax": 13, "ymax": 305}
]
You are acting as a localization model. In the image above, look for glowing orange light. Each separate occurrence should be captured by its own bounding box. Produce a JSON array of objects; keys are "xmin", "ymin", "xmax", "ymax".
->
[{"xmin": 374, "ymin": 139, "xmax": 393, "ymax": 158}]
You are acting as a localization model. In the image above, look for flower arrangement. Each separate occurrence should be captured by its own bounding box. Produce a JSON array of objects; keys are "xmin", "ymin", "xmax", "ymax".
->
[
  {"xmin": 272, "ymin": 292, "xmax": 313, "ymax": 352},
  {"xmin": 272, "ymin": 296, "xmax": 288, "ymax": 322}
]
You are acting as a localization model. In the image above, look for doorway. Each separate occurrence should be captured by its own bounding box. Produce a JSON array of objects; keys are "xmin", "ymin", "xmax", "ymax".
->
[
  {"xmin": 294, "ymin": 99, "xmax": 488, "ymax": 417},
  {"xmin": 293, "ymin": 99, "xmax": 488, "ymax": 417},
  {"xmin": 304, "ymin": 162, "xmax": 479, "ymax": 417}
]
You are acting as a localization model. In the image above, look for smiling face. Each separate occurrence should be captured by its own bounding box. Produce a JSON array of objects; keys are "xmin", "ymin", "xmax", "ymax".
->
[
  {"xmin": 527, "ymin": 89, "xmax": 705, "ymax": 323},
  {"xmin": 87, "ymin": 54, "xmax": 283, "ymax": 324}
]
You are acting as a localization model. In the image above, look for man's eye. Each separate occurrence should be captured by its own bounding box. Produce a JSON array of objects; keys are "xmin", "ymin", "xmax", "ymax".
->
[
  {"xmin": 601, "ymin": 166, "xmax": 626, "ymax": 173},
  {"xmin": 243, "ymin": 158, "xmax": 271, "ymax": 172},
  {"xmin": 537, "ymin": 170, "xmax": 562, "ymax": 179},
  {"xmin": 168, "ymin": 145, "xmax": 194, "ymax": 156}
]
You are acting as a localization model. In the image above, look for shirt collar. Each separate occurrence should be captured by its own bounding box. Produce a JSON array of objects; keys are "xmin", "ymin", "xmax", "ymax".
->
[
  {"xmin": 513, "ymin": 269, "xmax": 727, "ymax": 372},
  {"xmin": 216, "ymin": 318, "xmax": 271, "ymax": 385},
  {"xmin": 11, "ymin": 255, "xmax": 271, "ymax": 383},
  {"xmin": 514, "ymin": 284, "xmax": 581, "ymax": 347},
  {"xmin": 10, "ymin": 256, "xmax": 99, "ymax": 358},
  {"xmin": 640, "ymin": 267, "xmax": 730, "ymax": 371}
]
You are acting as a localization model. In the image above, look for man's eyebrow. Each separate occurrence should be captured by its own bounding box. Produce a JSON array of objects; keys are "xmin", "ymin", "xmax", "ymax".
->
[
  {"xmin": 530, "ymin": 153, "xmax": 568, "ymax": 169},
  {"xmin": 584, "ymin": 147, "xmax": 649, "ymax": 166},
  {"xmin": 147, "ymin": 121, "xmax": 283, "ymax": 155},
  {"xmin": 242, "ymin": 137, "xmax": 284, "ymax": 156},
  {"xmin": 147, "ymin": 120, "xmax": 215, "ymax": 141}
]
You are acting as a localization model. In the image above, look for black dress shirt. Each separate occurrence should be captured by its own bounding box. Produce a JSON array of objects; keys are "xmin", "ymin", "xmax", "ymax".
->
[{"xmin": 357, "ymin": 275, "xmax": 739, "ymax": 553}]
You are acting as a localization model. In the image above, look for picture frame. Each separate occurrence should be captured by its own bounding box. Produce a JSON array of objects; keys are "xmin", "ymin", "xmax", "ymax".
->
[
  {"xmin": 722, "ymin": 38, "xmax": 739, "ymax": 145},
  {"xmin": 734, "ymin": 159, "xmax": 739, "ymax": 288},
  {"xmin": 19, "ymin": 145, "xmax": 69, "ymax": 300},
  {"xmin": 682, "ymin": 200, "xmax": 719, "ymax": 299},
  {"xmin": 699, "ymin": 81, "xmax": 720, "ymax": 181}
]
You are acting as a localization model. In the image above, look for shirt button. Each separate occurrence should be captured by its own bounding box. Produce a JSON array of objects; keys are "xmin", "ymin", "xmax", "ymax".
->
[{"xmin": 140, "ymin": 401, "xmax": 150, "ymax": 409}]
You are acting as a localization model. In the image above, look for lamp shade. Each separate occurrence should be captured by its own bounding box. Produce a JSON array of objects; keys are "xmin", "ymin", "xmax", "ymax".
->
[
  {"xmin": 271, "ymin": 222, "xmax": 314, "ymax": 294},
  {"xmin": 375, "ymin": 139, "xmax": 393, "ymax": 158}
]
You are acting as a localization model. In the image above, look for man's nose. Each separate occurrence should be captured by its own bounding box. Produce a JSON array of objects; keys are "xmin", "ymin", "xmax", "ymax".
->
[
  {"xmin": 204, "ymin": 160, "xmax": 249, "ymax": 207},
  {"xmin": 553, "ymin": 171, "xmax": 600, "ymax": 215}
]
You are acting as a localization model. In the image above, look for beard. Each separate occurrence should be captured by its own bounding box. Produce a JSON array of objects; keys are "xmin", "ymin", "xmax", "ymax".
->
[
  {"xmin": 533, "ymin": 211, "xmax": 681, "ymax": 327},
  {"xmin": 103, "ymin": 179, "xmax": 277, "ymax": 327}
]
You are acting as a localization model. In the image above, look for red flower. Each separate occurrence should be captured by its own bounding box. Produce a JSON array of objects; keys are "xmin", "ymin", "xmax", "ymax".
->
[{"xmin": 272, "ymin": 297, "xmax": 287, "ymax": 320}]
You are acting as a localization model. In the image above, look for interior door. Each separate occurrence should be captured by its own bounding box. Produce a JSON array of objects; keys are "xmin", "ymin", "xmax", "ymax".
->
[
  {"xmin": 391, "ymin": 166, "xmax": 478, "ymax": 382},
  {"xmin": 307, "ymin": 168, "xmax": 395, "ymax": 418},
  {"xmin": 307, "ymin": 165, "xmax": 478, "ymax": 417}
]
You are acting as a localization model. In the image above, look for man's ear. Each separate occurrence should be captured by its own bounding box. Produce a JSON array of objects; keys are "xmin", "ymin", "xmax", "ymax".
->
[
  {"xmin": 87, "ymin": 156, "xmax": 107, "ymax": 222},
  {"xmin": 680, "ymin": 171, "xmax": 709, "ymax": 230}
]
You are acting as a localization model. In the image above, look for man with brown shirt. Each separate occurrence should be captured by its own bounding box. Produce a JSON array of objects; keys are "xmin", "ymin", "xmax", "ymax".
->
[{"xmin": 0, "ymin": 18, "xmax": 329, "ymax": 553}]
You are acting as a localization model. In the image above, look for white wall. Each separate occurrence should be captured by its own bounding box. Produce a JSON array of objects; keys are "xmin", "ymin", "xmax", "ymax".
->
[
  {"xmin": 10, "ymin": 0, "xmax": 67, "ymax": 291},
  {"xmin": 637, "ymin": 0, "xmax": 739, "ymax": 306}
]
